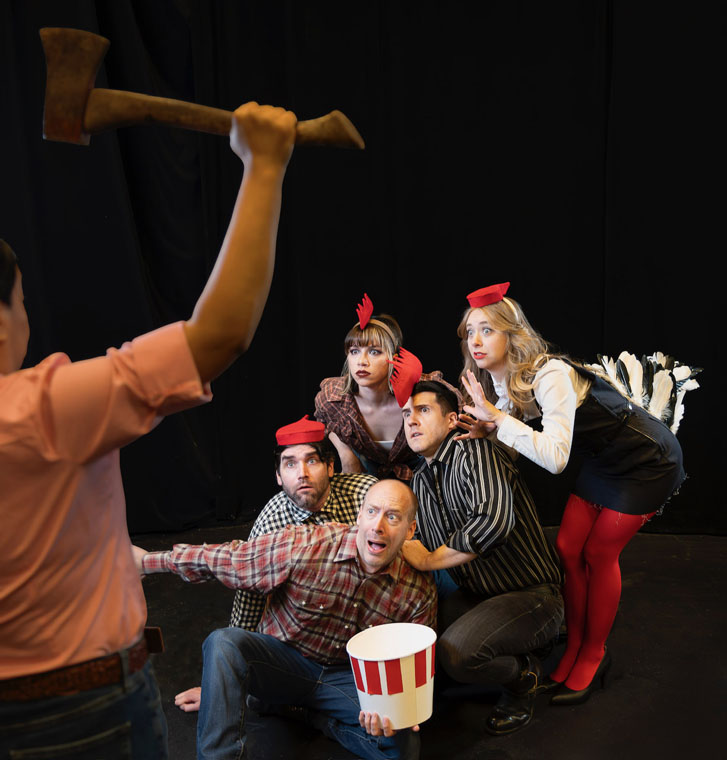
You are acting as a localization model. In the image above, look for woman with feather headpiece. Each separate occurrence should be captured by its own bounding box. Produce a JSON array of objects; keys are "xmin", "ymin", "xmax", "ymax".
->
[
  {"xmin": 456, "ymin": 282, "xmax": 697, "ymax": 706},
  {"xmin": 314, "ymin": 293, "xmax": 460, "ymax": 481}
]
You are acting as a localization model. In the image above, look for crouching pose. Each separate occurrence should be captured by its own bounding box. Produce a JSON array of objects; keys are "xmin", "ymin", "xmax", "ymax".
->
[
  {"xmin": 457, "ymin": 282, "xmax": 686, "ymax": 704},
  {"xmin": 400, "ymin": 379, "xmax": 563, "ymax": 736},
  {"xmin": 135, "ymin": 479, "xmax": 436, "ymax": 760}
]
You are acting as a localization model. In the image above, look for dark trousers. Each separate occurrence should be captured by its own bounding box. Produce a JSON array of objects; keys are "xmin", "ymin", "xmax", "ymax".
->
[
  {"xmin": 0, "ymin": 661, "xmax": 167, "ymax": 760},
  {"xmin": 437, "ymin": 583, "xmax": 564, "ymax": 685}
]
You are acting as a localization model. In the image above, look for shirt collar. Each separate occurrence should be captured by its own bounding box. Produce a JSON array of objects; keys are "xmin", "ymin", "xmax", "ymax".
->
[
  {"xmin": 492, "ymin": 377, "xmax": 513, "ymax": 412},
  {"xmin": 321, "ymin": 376, "xmax": 349, "ymax": 403},
  {"xmin": 335, "ymin": 525, "xmax": 400, "ymax": 580},
  {"xmin": 492, "ymin": 377, "xmax": 508, "ymax": 401},
  {"xmin": 284, "ymin": 479, "xmax": 338, "ymax": 522},
  {"xmin": 425, "ymin": 429, "xmax": 459, "ymax": 468}
]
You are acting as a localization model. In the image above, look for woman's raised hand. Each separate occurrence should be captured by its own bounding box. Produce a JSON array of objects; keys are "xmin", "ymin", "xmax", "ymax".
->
[{"xmin": 461, "ymin": 370, "xmax": 505, "ymax": 426}]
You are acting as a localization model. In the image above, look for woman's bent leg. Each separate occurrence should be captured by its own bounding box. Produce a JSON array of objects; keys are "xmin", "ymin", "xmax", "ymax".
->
[
  {"xmin": 549, "ymin": 494, "xmax": 600, "ymax": 683},
  {"xmin": 564, "ymin": 508, "xmax": 654, "ymax": 690}
]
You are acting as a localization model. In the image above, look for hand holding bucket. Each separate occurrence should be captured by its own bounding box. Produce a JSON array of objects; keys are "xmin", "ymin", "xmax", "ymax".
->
[{"xmin": 346, "ymin": 623, "xmax": 437, "ymax": 730}]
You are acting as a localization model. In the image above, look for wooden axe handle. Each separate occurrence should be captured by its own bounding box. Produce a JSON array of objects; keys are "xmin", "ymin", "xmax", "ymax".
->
[{"xmin": 83, "ymin": 89, "xmax": 364, "ymax": 149}]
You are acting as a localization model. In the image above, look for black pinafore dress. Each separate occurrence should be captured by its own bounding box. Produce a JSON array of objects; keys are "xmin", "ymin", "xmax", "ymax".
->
[{"xmin": 566, "ymin": 363, "xmax": 685, "ymax": 515}]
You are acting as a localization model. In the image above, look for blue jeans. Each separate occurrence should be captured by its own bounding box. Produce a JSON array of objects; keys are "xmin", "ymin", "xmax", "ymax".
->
[
  {"xmin": 0, "ymin": 660, "xmax": 167, "ymax": 759},
  {"xmin": 432, "ymin": 568, "xmax": 458, "ymax": 600},
  {"xmin": 437, "ymin": 583, "xmax": 564, "ymax": 684},
  {"xmin": 198, "ymin": 628, "xmax": 419, "ymax": 760}
]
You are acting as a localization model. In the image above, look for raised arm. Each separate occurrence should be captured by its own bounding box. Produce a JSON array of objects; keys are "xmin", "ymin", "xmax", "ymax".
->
[{"xmin": 183, "ymin": 102, "xmax": 296, "ymax": 383}]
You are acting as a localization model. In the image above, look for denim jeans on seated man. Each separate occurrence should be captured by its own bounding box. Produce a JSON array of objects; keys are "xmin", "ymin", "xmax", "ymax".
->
[
  {"xmin": 0, "ymin": 660, "xmax": 167, "ymax": 760},
  {"xmin": 198, "ymin": 628, "xmax": 419, "ymax": 760}
]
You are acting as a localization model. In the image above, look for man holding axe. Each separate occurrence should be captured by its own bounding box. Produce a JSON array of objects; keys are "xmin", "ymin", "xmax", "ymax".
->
[{"xmin": 0, "ymin": 102, "xmax": 295, "ymax": 759}]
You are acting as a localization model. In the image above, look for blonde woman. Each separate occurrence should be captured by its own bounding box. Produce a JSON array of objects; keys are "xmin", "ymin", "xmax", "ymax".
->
[{"xmin": 458, "ymin": 282, "xmax": 685, "ymax": 705}]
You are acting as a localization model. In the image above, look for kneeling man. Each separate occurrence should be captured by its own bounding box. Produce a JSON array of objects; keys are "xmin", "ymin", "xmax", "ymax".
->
[
  {"xmin": 401, "ymin": 380, "xmax": 563, "ymax": 735},
  {"xmin": 135, "ymin": 478, "xmax": 435, "ymax": 760}
]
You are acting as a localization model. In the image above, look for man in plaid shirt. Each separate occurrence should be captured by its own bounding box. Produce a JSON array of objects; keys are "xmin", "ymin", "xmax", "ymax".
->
[
  {"xmin": 229, "ymin": 418, "xmax": 377, "ymax": 631},
  {"xmin": 174, "ymin": 416, "xmax": 377, "ymax": 713},
  {"xmin": 135, "ymin": 477, "xmax": 436, "ymax": 760}
]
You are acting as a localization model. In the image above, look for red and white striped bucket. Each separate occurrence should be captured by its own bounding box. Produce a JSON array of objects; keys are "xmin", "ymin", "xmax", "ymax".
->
[{"xmin": 346, "ymin": 623, "xmax": 437, "ymax": 729}]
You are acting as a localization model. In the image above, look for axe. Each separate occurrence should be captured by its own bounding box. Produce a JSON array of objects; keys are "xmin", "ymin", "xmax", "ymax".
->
[{"xmin": 39, "ymin": 27, "xmax": 365, "ymax": 149}]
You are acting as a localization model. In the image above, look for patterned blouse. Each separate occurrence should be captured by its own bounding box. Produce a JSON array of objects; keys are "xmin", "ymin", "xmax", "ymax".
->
[{"xmin": 314, "ymin": 372, "xmax": 459, "ymax": 481}]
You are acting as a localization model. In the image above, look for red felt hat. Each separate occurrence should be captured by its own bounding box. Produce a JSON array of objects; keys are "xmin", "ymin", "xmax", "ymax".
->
[
  {"xmin": 466, "ymin": 282, "xmax": 510, "ymax": 308},
  {"xmin": 388, "ymin": 347, "xmax": 423, "ymax": 408},
  {"xmin": 275, "ymin": 415, "xmax": 326, "ymax": 446},
  {"xmin": 356, "ymin": 292, "xmax": 374, "ymax": 329}
]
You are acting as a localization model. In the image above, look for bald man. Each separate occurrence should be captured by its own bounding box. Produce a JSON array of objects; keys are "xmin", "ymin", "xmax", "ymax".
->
[{"xmin": 135, "ymin": 480, "xmax": 436, "ymax": 760}]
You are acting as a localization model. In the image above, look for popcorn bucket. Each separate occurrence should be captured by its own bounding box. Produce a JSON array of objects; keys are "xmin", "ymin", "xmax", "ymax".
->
[{"xmin": 346, "ymin": 623, "xmax": 437, "ymax": 729}]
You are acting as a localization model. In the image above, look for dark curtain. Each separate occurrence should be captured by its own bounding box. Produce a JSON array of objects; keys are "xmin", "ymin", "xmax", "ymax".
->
[{"xmin": 1, "ymin": 1, "xmax": 720, "ymax": 533}]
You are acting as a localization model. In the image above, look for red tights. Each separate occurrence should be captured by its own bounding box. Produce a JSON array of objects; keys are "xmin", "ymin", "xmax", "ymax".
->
[{"xmin": 550, "ymin": 494, "xmax": 655, "ymax": 690}]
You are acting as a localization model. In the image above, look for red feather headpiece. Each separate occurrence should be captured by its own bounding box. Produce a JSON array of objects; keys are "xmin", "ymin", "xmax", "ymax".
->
[
  {"xmin": 356, "ymin": 293, "xmax": 374, "ymax": 329},
  {"xmin": 388, "ymin": 348, "xmax": 423, "ymax": 408}
]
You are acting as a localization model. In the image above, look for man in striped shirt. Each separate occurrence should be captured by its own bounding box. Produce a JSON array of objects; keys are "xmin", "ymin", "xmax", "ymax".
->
[
  {"xmin": 135, "ymin": 478, "xmax": 436, "ymax": 760},
  {"xmin": 401, "ymin": 380, "xmax": 563, "ymax": 736}
]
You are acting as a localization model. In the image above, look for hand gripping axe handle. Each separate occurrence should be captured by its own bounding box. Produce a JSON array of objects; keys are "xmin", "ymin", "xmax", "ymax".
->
[{"xmin": 39, "ymin": 27, "xmax": 365, "ymax": 149}]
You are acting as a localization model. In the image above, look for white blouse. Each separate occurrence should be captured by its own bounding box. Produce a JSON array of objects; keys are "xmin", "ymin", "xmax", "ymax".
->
[{"xmin": 495, "ymin": 359, "xmax": 591, "ymax": 475}]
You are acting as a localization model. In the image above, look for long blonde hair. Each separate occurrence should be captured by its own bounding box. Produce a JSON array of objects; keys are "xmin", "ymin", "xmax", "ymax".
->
[{"xmin": 457, "ymin": 298, "xmax": 553, "ymax": 420}]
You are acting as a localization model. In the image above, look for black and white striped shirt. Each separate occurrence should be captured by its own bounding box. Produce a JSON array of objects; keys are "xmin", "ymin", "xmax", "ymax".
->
[{"xmin": 411, "ymin": 432, "xmax": 561, "ymax": 597}]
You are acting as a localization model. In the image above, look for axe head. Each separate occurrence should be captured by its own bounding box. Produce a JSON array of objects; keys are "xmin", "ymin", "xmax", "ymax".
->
[{"xmin": 39, "ymin": 27, "xmax": 110, "ymax": 145}]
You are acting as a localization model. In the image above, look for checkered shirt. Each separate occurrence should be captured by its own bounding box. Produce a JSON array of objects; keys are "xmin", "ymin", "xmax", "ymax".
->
[
  {"xmin": 229, "ymin": 473, "xmax": 376, "ymax": 629},
  {"xmin": 142, "ymin": 523, "xmax": 437, "ymax": 666}
]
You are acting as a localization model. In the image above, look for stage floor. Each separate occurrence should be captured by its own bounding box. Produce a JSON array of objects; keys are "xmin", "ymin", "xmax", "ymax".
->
[{"xmin": 131, "ymin": 526, "xmax": 725, "ymax": 759}]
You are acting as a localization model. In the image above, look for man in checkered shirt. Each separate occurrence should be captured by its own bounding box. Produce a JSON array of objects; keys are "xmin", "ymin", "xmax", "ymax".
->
[
  {"xmin": 230, "ymin": 418, "xmax": 378, "ymax": 631},
  {"xmin": 174, "ymin": 416, "xmax": 377, "ymax": 714},
  {"xmin": 135, "ymin": 477, "xmax": 436, "ymax": 760}
]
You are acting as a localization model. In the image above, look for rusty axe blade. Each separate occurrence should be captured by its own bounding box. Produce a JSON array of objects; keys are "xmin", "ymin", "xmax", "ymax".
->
[{"xmin": 39, "ymin": 27, "xmax": 365, "ymax": 150}]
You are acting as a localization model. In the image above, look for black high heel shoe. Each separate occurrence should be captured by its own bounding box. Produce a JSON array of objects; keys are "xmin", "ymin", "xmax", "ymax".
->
[{"xmin": 550, "ymin": 649, "xmax": 611, "ymax": 706}]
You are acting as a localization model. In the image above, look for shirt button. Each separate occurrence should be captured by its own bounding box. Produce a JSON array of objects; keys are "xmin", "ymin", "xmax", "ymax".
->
[{"xmin": 353, "ymin": 603, "xmax": 358, "ymax": 608}]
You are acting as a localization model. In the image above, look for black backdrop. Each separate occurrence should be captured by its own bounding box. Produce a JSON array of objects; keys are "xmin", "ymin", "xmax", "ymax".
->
[{"xmin": 1, "ymin": 1, "xmax": 721, "ymax": 533}]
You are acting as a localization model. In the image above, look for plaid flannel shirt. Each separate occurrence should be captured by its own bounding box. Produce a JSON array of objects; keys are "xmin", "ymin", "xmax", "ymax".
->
[
  {"xmin": 229, "ymin": 473, "xmax": 376, "ymax": 629},
  {"xmin": 142, "ymin": 523, "xmax": 437, "ymax": 666}
]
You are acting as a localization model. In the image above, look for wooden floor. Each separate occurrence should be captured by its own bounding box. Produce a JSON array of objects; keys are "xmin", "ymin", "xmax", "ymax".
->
[{"xmin": 132, "ymin": 527, "xmax": 725, "ymax": 759}]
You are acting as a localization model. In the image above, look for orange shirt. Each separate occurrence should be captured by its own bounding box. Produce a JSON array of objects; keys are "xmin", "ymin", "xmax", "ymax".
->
[{"xmin": 0, "ymin": 322, "xmax": 211, "ymax": 678}]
